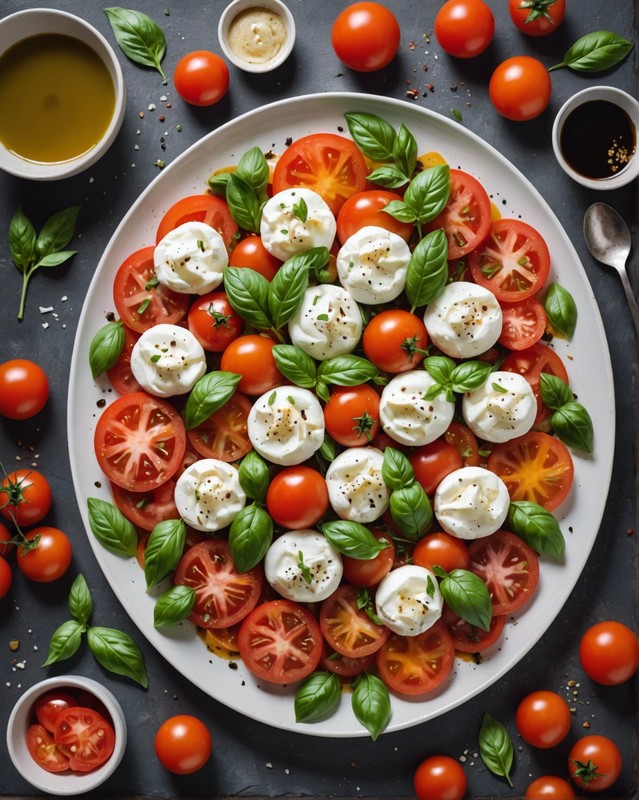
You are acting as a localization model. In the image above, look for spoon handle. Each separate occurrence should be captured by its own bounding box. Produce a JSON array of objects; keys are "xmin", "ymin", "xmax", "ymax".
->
[{"xmin": 618, "ymin": 268, "xmax": 639, "ymax": 340}]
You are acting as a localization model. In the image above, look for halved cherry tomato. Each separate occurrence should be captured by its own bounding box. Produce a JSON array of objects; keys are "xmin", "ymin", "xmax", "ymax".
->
[
  {"xmin": 266, "ymin": 466, "xmax": 329, "ymax": 530},
  {"xmin": 321, "ymin": 644, "xmax": 374, "ymax": 677},
  {"xmin": 488, "ymin": 431, "xmax": 574, "ymax": 511},
  {"xmin": 54, "ymin": 706, "xmax": 115, "ymax": 772},
  {"xmin": 17, "ymin": 527, "xmax": 72, "ymax": 583},
  {"xmin": 106, "ymin": 324, "xmax": 142, "ymax": 395},
  {"xmin": 155, "ymin": 195, "xmax": 239, "ymax": 252},
  {"xmin": 498, "ymin": 297, "xmax": 547, "ymax": 350},
  {"xmin": 94, "ymin": 393, "xmax": 187, "ymax": 492},
  {"xmin": 272, "ymin": 133, "xmax": 368, "ymax": 215},
  {"xmin": 516, "ymin": 690, "xmax": 571, "ymax": 748},
  {"xmin": 186, "ymin": 393, "xmax": 252, "ymax": 462},
  {"xmin": 337, "ymin": 190, "xmax": 414, "ymax": 243},
  {"xmin": 509, "ymin": 0, "xmax": 565, "ymax": 36},
  {"xmin": 112, "ymin": 247, "xmax": 190, "ymax": 334},
  {"xmin": 0, "ymin": 469, "xmax": 52, "ymax": 527},
  {"xmin": 320, "ymin": 584, "xmax": 389, "ymax": 658},
  {"xmin": 0, "ymin": 359, "xmax": 49, "ymax": 420},
  {"xmin": 362, "ymin": 310, "xmax": 428, "ymax": 374},
  {"xmin": 468, "ymin": 530, "xmax": 540, "ymax": 615},
  {"xmin": 229, "ymin": 235, "xmax": 281, "ymax": 280},
  {"xmin": 444, "ymin": 421, "xmax": 481, "ymax": 467},
  {"xmin": 469, "ymin": 218, "xmax": 551, "ymax": 302},
  {"xmin": 26, "ymin": 724, "xmax": 70, "ymax": 773},
  {"xmin": 219, "ymin": 335, "xmax": 283, "ymax": 396},
  {"xmin": 410, "ymin": 439, "xmax": 463, "ymax": 495},
  {"xmin": 187, "ymin": 291, "xmax": 244, "ymax": 352},
  {"xmin": 442, "ymin": 605, "xmax": 505, "ymax": 653},
  {"xmin": 34, "ymin": 691, "xmax": 77, "ymax": 732},
  {"xmin": 341, "ymin": 529, "xmax": 395, "ymax": 587},
  {"xmin": 111, "ymin": 479, "xmax": 178, "ymax": 531},
  {"xmin": 174, "ymin": 538, "xmax": 263, "ymax": 629},
  {"xmin": 502, "ymin": 342, "xmax": 569, "ymax": 424},
  {"xmin": 237, "ymin": 599, "xmax": 323, "ymax": 684},
  {"xmin": 413, "ymin": 532, "xmax": 469, "ymax": 573},
  {"xmin": 323, "ymin": 384, "xmax": 381, "ymax": 446}
]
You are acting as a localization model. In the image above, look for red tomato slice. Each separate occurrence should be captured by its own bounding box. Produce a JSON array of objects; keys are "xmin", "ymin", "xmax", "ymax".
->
[
  {"xmin": 34, "ymin": 691, "xmax": 77, "ymax": 733},
  {"xmin": 155, "ymin": 194, "xmax": 239, "ymax": 252},
  {"xmin": 111, "ymin": 479, "xmax": 179, "ymax": 531},
  {"xmin": 502, "ymin": 342, "xmax": 569, "ymax": 424},
  {"xmin": 26, "ymin": 724, "xmax": 70, "ymax": 773},
  {"xmin": 488, "ymin": 431, "xmax": 574, "ymax": 511},
  {"xmin": 54, "ymin": 707, "xmax": 115, "ymax": 772},
  {"xmin": 174, "ymin": 538, "xmax": 263, "ymax": 629},
  {"xmin": 237, "ymin": 598, "xmax": 323, "ymax": 684},
  {"xmin": 112, "ymin": 246, "xmax": 191, "ymax": 334},
  {"xmin": 441, "ymin": 605, "xmax": 506, "ymax": 653},
  {"xmin": 469, "ymin": 218, "xmax": 551, "ymax": 302},
  {"xmin": 94, "ymin": 392, "xmax": 187, "ymax": 492},
  {"xmin": 375, "ymin": 621, "xmax": 455, "ymax": 696},
  {"xmin": 106, "ymin": 324, "xmax": 141, "ymax": 395},
  {"xmin": 319, "ymin": 584, "xmax": 389, "ymax": 658},
  {"xmin": 468, "ymin": 531, "xmax": 540, "ymax": 616},
  {"xmin": 498, "ymin": 297, "xmax": 547, "ymax": 350},
  {"xmin": 426, "ymin": 169, "xmax": 492, "ymax": 260},
  {"xmin": 444, "ymin": 421, "xmax": 481, "ymax": 467},
  {"xmin": 186, "ymin": 393, "xmax": 252, "ymax": 462},
  {"xmin": 321, "ymin": 643, "xmax": 375, "ymax": 677},
  {"xmin": 272, "ymin": 133, "xmax": 368, "ymax": 215}
]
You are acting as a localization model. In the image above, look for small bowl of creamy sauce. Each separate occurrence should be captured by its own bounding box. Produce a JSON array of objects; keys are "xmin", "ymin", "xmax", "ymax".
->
[{"xmin": 218, "ymin": 0, "xmax": 295, "ymax": 73}]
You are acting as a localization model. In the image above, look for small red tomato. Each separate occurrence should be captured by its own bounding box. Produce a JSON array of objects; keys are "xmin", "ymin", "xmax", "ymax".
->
[
  {"xmin": 331, "ymin": 2, "xmax": 401, "ymax": 72},
  {"xmin": 489, "ymin": 56, "xmax": 552, "ymax": 121},
  {"xmin": 434, "ymin": 0, "xmax": 495, "ymax": 58},
  {"xmin": 525, "ymin": 775, "xmax": 576, "ymax": 799},
  {"xmin": 579, "ymin": 620, "xmax": 639, "ymax": 685},
  {"xmin": 0, "ymin": 469, "xmax": 53, "ymax": 527},
  {"xmin": 0, "ymin": 556, "xmax": 12, "ymax": 599},
  {"xmin": 229, "ymin": 236, "xmax": 281, "ymax": 281},
  {"xmin": 515, "ymin": 690, "xmax": 571, "ymax": 749},
  {"xmin": 174, "ymin": 50, "xmax": 229, "ymax": 107},
  {"xmin": 0, "ymin": 359, "xmax": 49, "ymax": 420},
  {"xmin": 568, "ymin": 735, "xmax": 622, "ymax": 792},
  {"xmin": 17, "ymin": 527, "xmax": 72, "ymax": 583},
  {"xmin": 509, "ymin": 0, "xmax": 566, "ymax": 36},
  {"xmin": 155, "ymin": 714, "xmax": 212, "ymax": 775},
  {"xmin": 414, "ymin": 754, "xmax": 467, "ymax": 800},
  {"xmin": 266, "ymin": 466, "xmax": 329, "ymax": 530}
]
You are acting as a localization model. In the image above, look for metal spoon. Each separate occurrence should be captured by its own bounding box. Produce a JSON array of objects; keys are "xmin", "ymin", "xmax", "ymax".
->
[{"xmin": 583, "ymin": 202, "xmax": 639, "ymax": 338}]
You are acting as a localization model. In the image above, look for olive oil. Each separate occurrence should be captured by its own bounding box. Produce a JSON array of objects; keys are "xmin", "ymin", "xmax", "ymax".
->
[
  {"xmin": 560, "ymin": 99, "xmax": 636, "ymax": 180},
  {"xmin": 0, "ymin": 33, "xmax": 115, "ymax": 164}
]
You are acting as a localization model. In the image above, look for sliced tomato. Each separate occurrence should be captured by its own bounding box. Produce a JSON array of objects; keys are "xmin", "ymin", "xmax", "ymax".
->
[
  {"xmin": 54, "ymin": 707, "xmax": 115, "ymax": 772},
  {"xmin": 319, "ymin": 584, "xmax": 389, "ymax": 658},
  {"xmin": 488, "ymin": 430, "xmax": 574, "ymax": 511},
  {"xmin": 34, "ymin": 691, "xmax": 77, "ymax": 733},
  {"xmin": 26, "ymin": 724, "xmax": 70, "ymax": 773},
  {"xmin": 341, "ymin": 529, "xmax": 395, "ymax": 587},
  {"xmin": 469, "ymin": 218, "xmax": 550, "ymax": 303},
  {"xmin": 94, "ymin": 392, "xmax": 187, "ymax": 492},
  {"xmin": 112, "ymin": 246, "xmax": 191, "ymax": 333},
  {"xmin": 186, "ymin": 393, "xmax": 252, "ymax": 462},
  {"xmin": 111, "ymin": 479, "xmax": 178, "ymax": 531},
  {"xmin": 498, "ymin": 297, "xmax": 547, "ymax": 350},
  {"xmin": 468, "ymin": 531, "xmax": 540, "ymax": 616},
  {"xmin": 106, "ymin": 324, "xmax": 141, "ymax": 395},
  {"xmin": 237, "ymin": 598, "xmax": 323, "ymax": 684},
  {"xmin": 204, "ymin": 623, "xmax": 241, "ymax": 656},
  {"xmin": 442, "ymin": 605, "xmax": 506, "ymax": 653},
  {"xmin": 155, "ymin": 194, "xmax": 239, "ymax": 252},
  {"xmin": 321, "ymin": 644, "xmax": 374, "ymax": 677},
  {"xmin": 444, "ymin": 421, "xmax": 481, "ymax": 467},
  {"xmin": 174, "ymin": 538, "xmax": 263, "ymax": 629},
  {"xmin": 426, "ymin": 169, "xmax": 492, "ymax": 260},
  {"xmin": 272, "ymin": 133, "xmax": 368, "ymax": 215},
  {"xmin": 502, "ymin": 342, "xmax": 569, "ymax": 424},
  {"xmin": 375, "ymin": 621, "xmax": 455, "ymax": 696}
]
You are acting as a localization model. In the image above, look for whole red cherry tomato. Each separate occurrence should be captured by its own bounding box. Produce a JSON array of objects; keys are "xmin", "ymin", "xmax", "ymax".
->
[
  {"xmin": 331, "ymin": 2, "xmax": 401, "ymax": 72},
  {"xmin": 515, "ymin": 690, "xmax": 571, "ymax": 749},
  {"xmin": 155, "ymin": 714, "xmax": 212, "ymax": 775},
  {"xmin": 414, "ymin": 754, "xmax": 467, "ymax": 800},
  {"xmin": 568, "ymin": 735, "xmax": 622, "ymax": 792},
  {"xmin": 489, "ymin": 56, "xmax": 552, "ymax": 121},
  {"xmin": 579, "ymin": 620, "xmax": 639, "ymax": 685},
  {"xmin": 0, "ymin": 359, "xmax": 49, "ymax": 420},
  {"xmin": 434, "ymin": 0, "xmax": 495, "ymax": 58},
  {"xmin": 0, "ymin": 469, "xmax": 52, "ymax": 527},
  {"xmin": 17, "ymin": 527, "xmax": 72, "ymax": 583},
  {"xmin": 174, "ymin": 51, "xmax": 229, "ymax": 107}
]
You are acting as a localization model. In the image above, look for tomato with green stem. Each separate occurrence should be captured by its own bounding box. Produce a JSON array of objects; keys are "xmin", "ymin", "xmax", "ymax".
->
[
  {"xmin": 16, "ymin": 527, "xmax": 72, "ymax": 583},
  {"xmin": 266, "ymin": 466, "xmax": 329, "ymax": 530},
  {"xmin": 0, "ymin": 359, "xmax": 49, "ymax": 420},
  {"xmin": 0, "ymin": 469, "xmax": 52, "ymax": 527},
  {"xmin": 516, "ymin": 690, "xmax": 571, "ymax": 748},
  {"xmin": 434, "ymin": 0, "xmax": 495, "ymax": 58},
  {"xmin": 331, "ymin": 2, "xmax": 401, "ymax": 72},
  {"xmin": 524, "ymin": 776, "xmax": 575, "ymax": 799},
  {"xmin": 579, "ymin": 620, "xmax": 639, "ymax": 685},
  {"xmin": 187, "ymin": 291, "xmax": 244, "ymax": 352},
  {"xmin": 568, "ymin": 735, "xmax": 622, "ymax": 792},
  {"xmin": 509, "ymin": 0, "xmax": 566, "ymax": 36},
  {"xmin": 362, "ymin": 310, "xmax": 428, "ymax": 374},
  {"xmin": 155, "ymin": 714, "xmax": 212, "ymax": 775},
  {"xmin": 489, "ymin": 56, "xmax": 552, "ymax": 121},
  {"xmin": 414, "ymin": 754, "xmax": 467, "ymax": 800},
  {"xmin": 323, "ymin": 384, "xmax": 381, "ymax": 446},
  {"xmin": 173, "ymin": 50, "xmax": 229, "ymax": 107}
]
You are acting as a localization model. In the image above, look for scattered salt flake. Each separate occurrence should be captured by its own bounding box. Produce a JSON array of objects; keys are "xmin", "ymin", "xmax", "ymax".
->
[
  {"xmin": 89, "ymin": 176, "xmax": 95, "ymax": 183},
  {"xmin": 33, "ymin": 645, "xmax": 38, "ymax": 651},
  {"xmin": 134, "ymin": 144, "xmax": 140, "ymax": 151},
  {"xmin": 39, "ymin": 306, "xmax": 54, "ymax": 314},
  {"xmin": 41, "ymin": 323, "xmax": 49, "ymax": 330},
  {"xmin": 61, "ymin": 296, "xmax": 68, "ymax": 302},
  {"xmin": 15, "ymin": 661, "xmax": 26, "ymax": 669},
  {"xmin": 148, "ymin": 103, "xmax": 156, "ymax": 111},
  {"xmin": 265, "ymin": 762, "xmax": 273, "ymax": 769},
  {"xmin": 160, "ymin": 95, "xmax": 168, "ymax": 101},
  {"xmin": 459, "ymin": 755, "xmax": 467, "ymax": 762},
  {"xmin": 285, "ymin": 769, "xmax": 289, "ymax": 775}
]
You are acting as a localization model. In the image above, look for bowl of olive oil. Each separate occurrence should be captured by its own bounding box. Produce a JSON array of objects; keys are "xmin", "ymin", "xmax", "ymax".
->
[{"xmin": 0, "ymin": 9, "xmax": 126, "ymax": 180}]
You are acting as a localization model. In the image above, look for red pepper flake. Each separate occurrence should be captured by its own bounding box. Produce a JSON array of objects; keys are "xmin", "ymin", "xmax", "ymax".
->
[
  {"xmin": 166, "ymin": 102, "xmax": 172, "ymax": 108},
  {"xmin": 159, "ymin": 115, "xmax": 166, "ymax": 122},
  {"xmin": 409, "ymin": 41, "xmax": 416, "ymax": 50},
  {"xmin": 422, "ymin": 64, "xmax": 429, "ymax": 72},
  {"xmin": 627, "ymin": 528, "xmax": 635, "ymax": 536},
  {"xmin": 427, "ymin": 84, "xmax": 435, "ymax": 93},
  {"xmin": 405, "ymin": 89, "xmax": 419, "ymax": 99}
]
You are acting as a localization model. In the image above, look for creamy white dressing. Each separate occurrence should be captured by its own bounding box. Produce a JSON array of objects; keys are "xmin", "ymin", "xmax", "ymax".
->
[{"xmin": 227, "ymin": 7, "xmax": 287, "ymax": 65}]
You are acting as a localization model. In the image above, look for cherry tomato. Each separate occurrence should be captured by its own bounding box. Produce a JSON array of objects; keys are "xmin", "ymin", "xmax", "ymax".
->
[
  {"xmin": 0, "ymin": 469, "xmax": 52, "ymax": 527},
  {"xmin": 26, "ymin": 724, "xmax": 70, "ymax": 773},
  {"xmin": 106, "ymin": 324, "xmax": 142, "ymax": 395},
  {"xmin": 229, "ymin": 235, "xmax": 281, "ymax": 280},
  {"xmin": 54, "ymin": 706, "xmax": 115, "ymax": 772},
  {"xmin": 173, "ymin": 50, "xmax": 229, "ymax": 107},
  {"xmin": 509, "ymin": 0, "xmax": 566, "ymax": 36},
  {"xmin": 331, "ymin": 2, "xmax": 401, "ymax": 72},
  {"xmin": 442, "ymin": 606, "xmax": 505, "ymax": 653},
  {"xmin": 156, "ymin": 195, "xmax": 239, "ymax": 252},
  {"xmin": 489, "ymin": 56, "xmax": 552, "ymax": 121},
  {"xmin": 111, "ymin": 480, "xmax": 179, "ymax": 532},
  {"xmin": 515, "ymin": 690, "xmax": 572, "ymax": 748},
  {"xmin": 0, "ymin": 556, "xmax": 11, "ymax": 599},
  {"xmin": 525, "ymin": 776, "xmax": 576, "ymax": 799},
  {"xmin": 579, "ymin": 620, "xmax": 639, "ymax": 685},
  {"xmin": 0, "ymin": 359, "xmax": 49, "ymax": 420},
  {"xmin": 498, "ymin": 297, "xmax": 547, "ymax": 350},
  {"xmin": 187, "ymin": 291, "xmax": 244, "ymax": 351},
  {"xmin": 155, "ymin": 714, "xmax": 212, "ymax": 775},
  {"xmin": 444, "ymin": 421, "xmax": 481, "ymax": 467},
  {"xmin": 187, "ymin": 393, "xmax": 252, "ymax": 462},
  {"xmin": 34, "ymin": 691, "xmax": 78, "ymax": 732},
  {"xmin": 434, "ymin": 0, "xmax": 495, "ymax": 58},
  {"xmin": 17, "ymin": 527, "xmax": 72, "ymax": 583},
  {"xmin": 337, "ymin": 190, "xmax": 414, "ymax": 244},
  {"xmin": 414, "ymin": 754, "xmax": 467, "ymax": 800},
  {"xmin": 413, "ymin": 532, "xmax": 469, "ymax": 572},
  {"xmin": 411, "ymin": 440, "xmax": 463, "ymax": 496},
  {"xmin": 219, "ymin": 334, "xmax": 283, "ymax": 395},
  {"xmin": 363, "ymin": 310, "xmax": 428, "ymax": 374},
  {"xmin": 323, "ymin": 384, "xmax": 381, "ymax": 447},
  {"xmin": 502, "ymin": 343, "xmax": 569, "ymax": 425},
  {"xmin": 568, "ymin": 735, "xmax": 622, "ymax": 792},
  {"xmin": 341, "ymin": 529, "xmax": 395, "ymax": 587},
  {"xmin": 266, "ymin": 466, "xmax": 329, "ymax": 530},
  {"xmin": 0, "ymin": 522, "xmax": 13, "ymax": 557},
  {"xmin": 320, "ymin": 584, "xmax": 389, "ymax": 658}
]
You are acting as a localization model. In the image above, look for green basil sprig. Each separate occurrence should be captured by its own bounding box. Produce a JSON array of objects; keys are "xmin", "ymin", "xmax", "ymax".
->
[
  {"xmin": 209, "ymin": 146, "xmax": 270, "ymax": 201},
  {"xmin": 295, "ymin": 672, "xmax": 341, "ymax": 723},
  {"xmin": 389, "ymin": 481, "xmax": 433, "ymax": 541},
  {"xmin": 317, "ymin": 354, "xmax": 380, "ymax": 388},
  {"xmin": 226, "ymin": 173, "xmax": 264, "ymax": 233},
  {"xmin": 424, "ymin": 356, "xmax": 493, "ymax": 402},
  {"xmin": 184, "ymin": 371, "xmax": 242, "ymax": 429},
  {"xmin": 153, "ymin": 585, "xmax": 196, "ymax": 628},
  {"xmin": 345, "ymin": 112, "xmax": 418, "ymax": 188},
  {"xmin": 144, "ymin": 518, "xmax": 186, "ymax": 590},
  {"xmin": 478, "ymin": 713, "xmax": 514, "ymax": 787},
  {"xmin": 229, "ymin": 503, "xmax": 273, "ymax": 572},
  {"xmin": 319, "ymin": 520, "xmax": 389, "ymax": 560},
  {"xmin": 549, "ymin": 30, "xmax": 634, "ymax": 73},
  {"xmin": 508, "ymin": 500, "xmax": 565, "ymax": 559},
  {"xmin": 544, "ymin": 283, "xmax": 577, "ymax": 339},
  {"xmin": 87, "ymin": 497, "xmax": 138, "ymax": 557},
  {"xmin": 104, "ymin": 7, "xmax": 167, "ymax": 82},
  {"xmin": 540, "ymin": 373, "xmax": 594, "ymax": 453},
  {"xmin": 539, "ymin": 371, "xmax": 573, "ymax": 409},
  {"xmin": 89, "ymin": 320, "xmax": 125, "ymax": 379},
  {"xmin": 385, "ymin": 165, "xmax": 450, "ymax": 237},
  {"xmin": 223, "ymin": 266, "xmax": 272, "ymax": 330},
  {"xmin": 405, "ymin": 228, "xmax": 449, "ymax": 312},
  {"xmin": 382, "ymin": 447, "xmax": 414, "ymax": 491},
  {"xmin": 272, "ymin": 344, "xmax": 318, "ymax": 388},
  {"xmin": 9, "ymin": 204, "xmax": 80, "ymax": 320},
  {"xmin": 433, "ymin": 567, "xmax": 492, "ymax": 631},
  {"xmin": 238, "ymin": 450, "xmax": 270, "ymax": 503},
  {"xmin": 352, "ymin": 672, "xmax": 391, "ymax": 740}
]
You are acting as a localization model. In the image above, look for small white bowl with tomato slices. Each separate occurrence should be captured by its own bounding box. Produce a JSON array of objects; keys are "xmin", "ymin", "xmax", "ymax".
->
[{"xmin": 6, "ymin": 674, "xmax": 126, "ymax": 795}]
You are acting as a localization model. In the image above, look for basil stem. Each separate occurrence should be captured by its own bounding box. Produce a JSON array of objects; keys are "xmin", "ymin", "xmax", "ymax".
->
[
  {"xmin": 382, "ymin": 447, "xmax": 415, "ymax": 491},
  {"xmin": 508, "ymin": 501, "xmax": 565, "ymax": 559},
  {"xmin": 154, "ymin": 585, "xmax": 196, "ymax": 628},
  {"xmin": 184, "ymin": 371, "xmax": 242, "ymax": 429},
  {"xmin": 144, "ymin": 518, "xmax": 186, "ymax": 590},
  {"xmin": 87, "ymin": 626, "xmax": 149, "ymax": 688},
  {"xmin": 68, "ymin": 574, "xmax": 93, "ymax": 625},
  {"xmin": 352, "ymin": 672, "xmax": 391, "ymax": 740},
  {"xmin": 229, "ymin": 503, "xmax": 273, "ymax": 572},
  {"xmin": 478, "ymin": 713, "xmax": 514, "ymax": 787},
  {"xmin": 224, "ymin": 266, "xmax": 272, "ymax": 330},
  {"xmin": 549, "ymin": 30, "xmax": 634, "ymax": 73},
  {"xmin": 295, "ymin": 672, "xmax": 341, "ymax": 723},
  {"xmin": 389, "ymin": 481, "xmax": 433, "ymax": 540},
  {"xmin": 544, "ymin": 282, "xmax": 577, "ymax": 339},
  {"xmin": 551, "ymin": 401, "xmax": 594, "ymax": 453},
  {"xmin": 272, "ymin": 344, "xmax": 318, "ymax": 388},
  {"xmin": 405, "ymin": 228, "xmax": 448, "ymax": 312},
  {"xmin": 238, "ymin": 450, "xmax": 270, "ymax": 503},
  {"xmin": 436, "ymin": 568, "xmax": 492, "ymax": 631},
  {"xmin": 87, "ymin": 497, "xmax": 138, "ymax": 557},
  {"xmin": 320, "ymin": 520, "xmax": 389, "ymax": 560},
  {"xmin": 317, "ymin": 355, "xmax": 379, "ymax": 387},
  {"xmin": 89, "ymin": 320, "xmax": 125, "ymax": 379},
  {"xmin": 104, "ymin": 7, "xmax": 167, "ymax": 82},
  {"xmin": 42, "ymin": 620, "xmax": 85, "ymax": 666}
]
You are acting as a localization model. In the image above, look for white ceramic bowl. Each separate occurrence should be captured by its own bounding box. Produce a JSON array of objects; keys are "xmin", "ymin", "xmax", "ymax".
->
[
  {"xmin": 0, "ymin": 9, "xmax": 126, "ymax": 180},
  {"xmin": 218, "ymin": 0, "xmax": 296, "ymax": 73},
  {"xmin": 6, "ymin": 674, "xmax": 127, "ymax": 795},
  {"xmin": 552, "ymin": 85, "xmax": 639, "ymax": 190}
]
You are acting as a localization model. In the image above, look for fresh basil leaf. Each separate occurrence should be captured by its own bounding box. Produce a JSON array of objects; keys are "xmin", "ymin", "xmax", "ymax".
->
[
  {"xmin": 544, "ymin": 282, "xmax": 577, "ymax": 339},
  {"xmin": 389, "ymin": 481, "xmax": 432, "ymax": 541},
  {"xmin": 42, "ymin": 620, "xmax": 85, "ymax": 666},
  {"xmin": 393, "ymin": 124, "xmax": 418, "ymax": 182},
  {"xmin": 37, "ymin": 250, "xmax": 77, "ymax": 268},
  {"xmin": 405, "ymin": 228, "xmax": 448, "ymax": 311},
  {"xmin": 272, "ymin": 344, "xmax": 318, "ymax": 388},
  {"xmin": 383, "ymin": 199, "xmax": 416, "ymax": 223},
  {"xmin": 68, "ymin": 574, "xmax": 93, "ymax": 625},
  {"xmin": 539, "ymin": 372, "xmax": 574, "ymax": 411},
  {"xmin": 295, "ymin": 672, "xmax": 341, "ymax": 723},
  {"xmin": 207, "ymin": 171, "xmax": 231, "ymax": 197},
  {"xmin": 320, "ymin": 520, "xmax": 388, "ymax": 560},
  {"xmin": 345, "ymin": 112, "xmax": 396, "ymax": 162},
  {"xmin": 184, "ymin": 371, "xmax": 241, "ymax": 429},
  {"xmin": 36, "ymin": 205, "xmax": 81, "ymax": 257},
  {"xmin": 316, "ymin": 434, "xmax": 338, "ymax": 470},
  {"xmin": 450, "ymin": 360, "xmax": 493, "ymax": 393},
  {"xmin": 238, "ymin": 450, "xmax": 270, "ymax": 503},
  {"xmin": 403, "ymin": 165, "xmax": 450, "ymax": 226},
  {"xmin": 9, "ymin": 205, "xmax": 37, "ymax": 270},
  {"xmin": 87, "ymin": 626, "xmax": 149, "ymax": 688},
  {"xmin": 551, "ymin": 401, "xmax": 594, "ymax": 453},
  {"xmin": 268, "ymin": 254, "xmax": 311, "ymax": 329},
  {"xmin": 144, "ymin": 518, "xmax": 186, "ymax": 590},
  {"xmin": 508, "ymin": 501, "xmax": 565, "ymax": 559},
  {"xmin": 89, "ymin": 320, "xmax": 125, "ymax": 379},
  {"xmin": 229, "ymin": 503, "xmax": 273, "ymax": 572},
  {"xmin": 226, "ymin": 173, "xmax": 263, "ymax": 233},
  {"xmin": 87, "ymin": 497, "xmax": 138, "ymax": 557},
  {"xmin": 367, "ymin": 165, "xmax": 410, "ymax": 189},
  {"xmin": 550, "ymin": 30, "xmax": 634, "ymax": 73},
  {"xmin": 237, "ymin": 146, "xmax": 270, "ymax": 194},
  {"xmin": 382, "ymin": 447, "xmax": 415, "ymax": 491},
  {"xmin": 318, "ymin": 355, "xmax": 379, "ymax": 386},
  {"xmin": 153, "ymin": 585, "xmax": 196, "ymax": 628},
  {"xmin": 478, "ymin": 713, "xmax": 514, "ymax": 787},
  {"xmin": 104, "ymin": 7, "xmax": 167, "ymax": 81},
  {"xmin": 424, "ymin": 355, "xmax": 456, "ymax": 386},
  {"xmin": 224, "ymin": 266, "xmax": 272, "ymax": 329},
  {"xmin": 352, "ymin": 672, "xmax": 391, "ymax": 740},
  {"xmin": 440, "ymin": 569, "xmax": 492, "ymax": 631}
]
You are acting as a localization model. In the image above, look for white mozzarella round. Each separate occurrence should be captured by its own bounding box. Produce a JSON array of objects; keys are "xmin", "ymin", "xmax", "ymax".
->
[
  {"xmin": 463, "ymin": 370, "xmax": 537, "ymax": 443},
  {"xmin": 130, "ymin": 323, "xmax": 207, "ymax": 397},
  {"xmin": 325, "ymin": 447, "xmax": 389, "ymax": 524},
  {"xmin": 174, "ymin": 458, "xmax": 246, "ymax": 532},
  {"xmin": 288, "ymin": 283, "xmax": 363, "ymax": 361},
  {"xmin": 336, "ymin": 225, "xmax": 410, "ymax": 305},
  {"xmin": 379, "ymin": 369, "xmax": 456, "ymax": 447},
  {"xmin": 434, "ymin": 466, "xmax": 510, "ymax": 540},
  {"xmin": 154, "ymin": 221, "xmax": 228, "ymax": 295},
  {"xmin": 247, "ymin": 386, "xmax": 325, "ymax": 466},
  {"xmin": 260, "ymin": 187, "xmax": 336, "ymax": 261},
  {"xmin": 423, "ymin": 281, "xmax": 503, "ymax": 358},
  {"xmin": 264, "ymin": 529, "xmax": 343, "ymax": 602},
  {"xmin": 375, "ymin": 564, "xmax": 443, "ymax": 636}
]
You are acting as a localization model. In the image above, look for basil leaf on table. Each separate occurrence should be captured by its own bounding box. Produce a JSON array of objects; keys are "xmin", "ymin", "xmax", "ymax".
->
[
  {"xmin": 389, "ymin": 481, "xmax": 433, "ymax": 541},
  {"xmin": 154, "ymin": 585, "xmax": 196, "ymax": 628},
  {"xmin": 320, "ymin": 520, "xmax": 389, "ymax": 560},
  {"xmin": 345, "ymin": 112, "xmax": 397, "ymax": 163},
  {"xmin": 381, "ymin": 447, "xmax": 415, "ymax": 491},
  {"xmin": 508, "ymin": 500, "xmax": 565, "ymax": 559},
  {"xmin": 551, "ymin": 401, "xmax": 594, "ymax": 453},
  {"xmin": 223, "ymin": 266, "xmax": 272, "ymax": 330},
  {"xmin": 9, "ymin": 205, "xmax": 36, "ymax": 269},
  {"xmin": 104, "ymin": 7, "xmax": 167, "ymax": 82},
  {"xmin": 184, "ymin": 370, "xmax": 242, "ymax": 429},
  {"xmin": 478, "ymin": 713, "xmax": 514, "ymax": 786},
  {"xmin": 295, "ymin": 672, "xmax": 341, "ymax": 723},
  {"xmin": 144, "ymin": 518, "xmax": 186, "ymax": 590},
  {"xmin": 87, "ymin": 497, "xmax": 138, "ymax": 557},
  {"xmin": 68, "ymin": 574, "xmax": 93, "ymax": 625},
  {"xmin": 352, "ymin": 672, "xmax": 391, "ymax": 740},
  {"xmin": 238, "ymin": 450, "xmax": 270, "ymax": 503},
  {"xmin": 42, "ymin": 620, "xmax": 85, "ymax": 667},
  {"xmin": 36, "ymin": 205, "xmax": 82, "ymax": 256},
  {"xmin": 272, "ymin": 344, "xmax": 318, "ymax": 388},
  {"xmin": 405, "ymin": 228, "xmax": 448, "ymax": 311},
  {"xmin": 229, "ymin": 503, "xmax": 273, "ymax": 572},
  {"xmin": 544, "ymin": 282, "xmax": 577, "ymax": 339},
  {"xmin": 549, "ymin": 30, "xmax": 634, "ymax": 73},
  {"xmin": 436, "ymin": 568, "xmax": 492, "ymax": 631},
  {"xmin": 89, "ymin": 320, "xmax": 125, "ymax": 378},
  {"xmin": 87, "ymin": 626, "xmax": 149, "ymax": 688}
]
